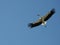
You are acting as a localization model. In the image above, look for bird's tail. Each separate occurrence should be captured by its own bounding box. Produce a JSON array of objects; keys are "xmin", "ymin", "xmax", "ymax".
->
[
  {"xmin": 41, "ymin": 21, "xmax": 47, "ymax": 27},
  {"xmin": 41, "ymin": 21, "xmax": 47, "ymax": 25}
]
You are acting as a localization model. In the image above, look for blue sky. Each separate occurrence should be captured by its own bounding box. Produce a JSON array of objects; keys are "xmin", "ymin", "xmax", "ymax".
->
[{"xmin": 0, "ymin": 0, "xmax": 60, "ymax": 45}]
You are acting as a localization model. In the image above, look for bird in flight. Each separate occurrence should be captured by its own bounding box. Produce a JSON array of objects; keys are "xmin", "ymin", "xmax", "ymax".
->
[{"xmin": 28, "ymin": 8, "xmax": 55, "ymax": 28}]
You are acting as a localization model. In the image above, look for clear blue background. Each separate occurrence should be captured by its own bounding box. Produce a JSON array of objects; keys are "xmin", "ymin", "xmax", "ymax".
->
[{"xmin": 0, "ymin": 0, "xmax": 60, "ymax": 45}]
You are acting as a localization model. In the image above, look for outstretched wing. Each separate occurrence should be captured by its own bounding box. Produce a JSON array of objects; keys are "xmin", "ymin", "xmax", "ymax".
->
[
  {"xmin": 28, "ymin": 19, "xmax": 42, "ymax": 28},
  {"xmin": 44, "ymin": 8, "xmax": 55, "ymax": 21}
]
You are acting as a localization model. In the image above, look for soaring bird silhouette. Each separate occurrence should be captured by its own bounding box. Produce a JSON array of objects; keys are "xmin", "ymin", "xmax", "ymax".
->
[{"xmin": 28, "ymin": 8, "xmax": 55, "ymax": 28}]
